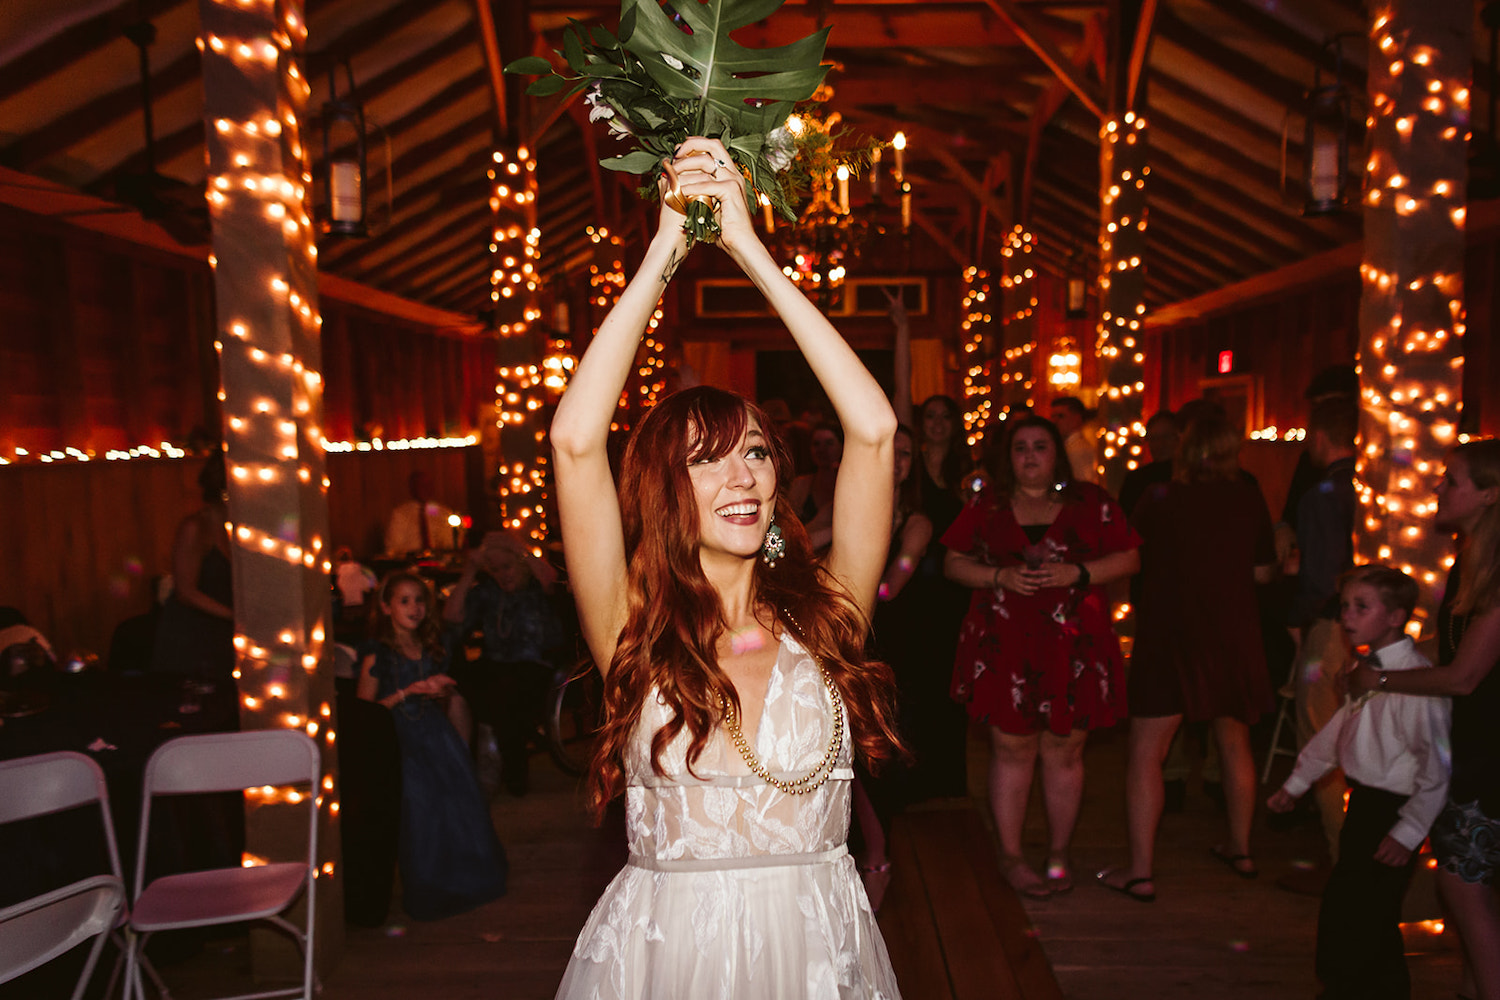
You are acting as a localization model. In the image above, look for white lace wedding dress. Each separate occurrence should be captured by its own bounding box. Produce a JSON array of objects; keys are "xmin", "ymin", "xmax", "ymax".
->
[{"xmin": 556, "ymin": 633, "xmax": 902, "ymax": 999}]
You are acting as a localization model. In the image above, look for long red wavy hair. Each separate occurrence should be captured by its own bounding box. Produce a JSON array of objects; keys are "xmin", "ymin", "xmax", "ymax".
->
[{"xmin": 585, "ymin": 386, "xmax": 905, "ymax": 821}]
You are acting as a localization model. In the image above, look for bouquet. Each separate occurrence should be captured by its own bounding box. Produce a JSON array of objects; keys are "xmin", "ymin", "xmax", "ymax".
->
[{"xmin": 504, "ymin": 0, "xmax": 831, "ymax": 246}]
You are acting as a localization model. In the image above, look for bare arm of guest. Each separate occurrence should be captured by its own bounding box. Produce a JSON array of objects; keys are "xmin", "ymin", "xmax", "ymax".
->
[
  {"xmin": 1350, "ymin": 604, "xmax": 1500, "ymax": 698},
  {"xmin": 881, "ymin": 514, "xmax": 932, "ymax": 602}
]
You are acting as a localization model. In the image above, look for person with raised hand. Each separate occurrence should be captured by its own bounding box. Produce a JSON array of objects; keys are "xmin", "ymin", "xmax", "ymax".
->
[{"xmin": 548, "ymin": 136, "xmax": 905, "ymax": 999}]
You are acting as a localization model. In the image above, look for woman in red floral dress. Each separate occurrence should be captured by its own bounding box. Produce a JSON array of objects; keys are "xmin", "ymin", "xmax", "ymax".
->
[{"xmin": 943, "ymin": 414, "xmax": 1140, "ymax": 898}]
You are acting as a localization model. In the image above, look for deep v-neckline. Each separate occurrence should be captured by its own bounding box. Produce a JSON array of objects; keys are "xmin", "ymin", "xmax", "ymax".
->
[{"xmin": 732, "ymin": 633, "xmax": 784, "ymax": 752}]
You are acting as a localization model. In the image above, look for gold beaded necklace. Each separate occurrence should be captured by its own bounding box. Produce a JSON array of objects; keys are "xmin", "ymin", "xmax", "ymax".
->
[{"xmin": 719, "ymin": 611, "xmax": 845, "ymax": 795}]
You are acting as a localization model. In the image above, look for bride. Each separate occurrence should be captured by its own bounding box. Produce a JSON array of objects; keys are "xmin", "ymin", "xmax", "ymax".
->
[{"xmin": 548, "ymin": 136, "xmax": 906, "ymax": 999}]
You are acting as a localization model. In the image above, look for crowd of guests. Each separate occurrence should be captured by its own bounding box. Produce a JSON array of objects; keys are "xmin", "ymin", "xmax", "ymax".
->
[
  {"xmin": 744, "ymin": 354, "xmax": 1498, "ymax": 1000},
  {"xmin": 53, "ymin": 336, "xmax": 1491, "ymax": 999}
]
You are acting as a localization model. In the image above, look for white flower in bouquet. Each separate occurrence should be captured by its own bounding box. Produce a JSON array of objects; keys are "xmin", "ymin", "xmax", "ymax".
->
[{"xmin": 765, "ymin": 126, "xmax": 796, "ymax": 173}]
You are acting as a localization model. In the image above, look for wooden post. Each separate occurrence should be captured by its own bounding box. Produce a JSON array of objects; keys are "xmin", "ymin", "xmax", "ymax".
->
[
  {"xmin": 198, "ymin": 0, "xmax": 342, "ymax": 975},
  {"xmin": 1355, "ymin": 0, "xmax": 1471, "ymax": 631}
]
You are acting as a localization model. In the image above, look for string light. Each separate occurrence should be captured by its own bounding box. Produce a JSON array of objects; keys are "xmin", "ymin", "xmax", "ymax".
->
[
  {"xmin": 995, "ymin": 225, "xmax": 1038, "ymax": 418},
  {"xmin": 1353, "ymin": 2, "xmax": 1467, "ymax": 638},
  {"xmin": 1096, "ymin": 112, "xmax": 1150, "ymax": 485},
  {"xmin": 200, "ymin": 0, "xmax": 337, "ymax": 879},
  {"xmin": 492, "ymin": 143, "xmax": 551, "ymax": 545},
  {"xmin": 959, "ymin": 267, "xmax": 996, "ymax": 446}
]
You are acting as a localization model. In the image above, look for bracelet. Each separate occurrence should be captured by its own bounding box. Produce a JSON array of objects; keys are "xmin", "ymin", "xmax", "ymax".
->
[
  {"xmin": 1378, "ymin": 670, "xmax": 1389, "ymax": 690},
  {"xmin": 1074, "ymin": 563, "xmax": 1091, "ymax": 588}
]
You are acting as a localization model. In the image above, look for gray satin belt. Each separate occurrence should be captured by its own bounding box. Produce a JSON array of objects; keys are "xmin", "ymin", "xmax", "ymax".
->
[
  {"xmin": 627, "ymin": 844, "xmax": 849, "ymax": 872},
  {"xmin": 629, "ymin": 767, "xmax": 854, "ymax": 789}
]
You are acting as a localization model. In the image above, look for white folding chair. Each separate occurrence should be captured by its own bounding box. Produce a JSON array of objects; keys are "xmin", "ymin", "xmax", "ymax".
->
[
  {"xmin": 0, "ymin": 875, "xmax": 124, "ymax": 991},
  {"xmin": 0, "ymin": 752, "xmax": 126, "ymax": 999},
  {"xmin": 124, "ymin": 730, "xmax": 321, "ymax": 1000}
]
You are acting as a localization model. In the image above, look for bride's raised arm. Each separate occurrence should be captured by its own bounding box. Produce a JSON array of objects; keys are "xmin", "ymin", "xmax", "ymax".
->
[
  {"xmin": 550, "ymin": 182, "xmax": 693, "ymax": 673},
  {"xmin": 673, "ymin": 138, "xmax": 897, "ymax": 620}
]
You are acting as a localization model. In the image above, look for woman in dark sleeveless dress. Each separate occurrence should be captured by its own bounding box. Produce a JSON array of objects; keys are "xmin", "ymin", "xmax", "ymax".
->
[{"xmin": 150, "ymin": 452, "xmax": 235, "ymax": 685}]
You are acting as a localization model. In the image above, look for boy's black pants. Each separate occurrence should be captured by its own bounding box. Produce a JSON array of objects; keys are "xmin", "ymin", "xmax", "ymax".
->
[{"xmin": 1316, "ymin": 781, "xmax": 1420, "ymax": 1000}]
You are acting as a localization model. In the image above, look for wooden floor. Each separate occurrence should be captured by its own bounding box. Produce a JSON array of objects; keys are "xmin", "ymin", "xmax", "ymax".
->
[{"xmin": 126, "ymin": 723, "xmax": 1464, "ymax": 1000}]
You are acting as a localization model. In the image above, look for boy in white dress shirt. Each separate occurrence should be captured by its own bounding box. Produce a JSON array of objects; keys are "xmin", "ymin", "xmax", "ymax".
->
[{"xmin": 1268, "ymin": 566, "xmax": 1451, "ymax": 1000}]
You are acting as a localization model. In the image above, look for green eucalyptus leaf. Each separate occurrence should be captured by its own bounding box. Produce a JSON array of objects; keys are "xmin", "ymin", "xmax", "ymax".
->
[
  {"xmin": 590, "ymin": 25, "xmax": 618, "ymax": 48},
  {"xmin": 601, "ymin": 150, "xmax": 665, "ymax": 173},
  {"xmin": 504, "ymin": 55, "xmax": 555, "ymax": 76},
  {"xmin": 618, "ymin": 4, "xmax": 639, "ymax": 44},
  {"xmin": 526, "ymin": 75, "xmax": 567, "ymax": 97},
  {"xmin": 564, "ymin": 32, "xmax": 585, "ymax": 73}
]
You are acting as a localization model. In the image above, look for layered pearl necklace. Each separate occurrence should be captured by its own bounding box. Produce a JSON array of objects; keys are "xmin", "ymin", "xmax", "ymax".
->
[{"xmin": 719, "ymin": 611, "xmax": 845, "ymax": 795}]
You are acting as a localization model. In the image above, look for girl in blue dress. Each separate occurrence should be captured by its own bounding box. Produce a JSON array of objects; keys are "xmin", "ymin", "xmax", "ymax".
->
[{"xmin": 358, "ymin": 570, "xmax": 507, "ymax": 920}]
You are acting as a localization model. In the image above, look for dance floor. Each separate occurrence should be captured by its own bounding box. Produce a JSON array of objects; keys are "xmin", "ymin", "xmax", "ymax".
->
[{"xmin": 67, "ymin": 722, "xmax": 1461, "ymax": 1000}]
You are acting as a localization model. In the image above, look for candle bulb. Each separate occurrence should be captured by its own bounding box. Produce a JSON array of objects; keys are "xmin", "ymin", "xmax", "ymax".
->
[
  {"xmin": 448, "ymin": 512, "xmax": 462, "ymax": 550},
  {"xmin": 892, "ymin": 132, "xmax": 907, "ymax": 181},
  {"xmin": 760, "ymin": 192, "xmax": 774, "ymax": 233},
  {"xmin": 836, "ymin": 165, "xmax": 850, "ymax": 214},
  {"xmin": 870, "ymin": 147, "xmax": 882, "ymax": 197},
  {"xmin": 901, "ymin": 186, "xmax": 912, "ymax": 232}
]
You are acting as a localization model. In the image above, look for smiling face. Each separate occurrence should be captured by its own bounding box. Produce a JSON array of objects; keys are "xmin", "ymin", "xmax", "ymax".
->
[
  {"xmin": 922, "ymin": 400, "xmax": 955, "ymax": 449},
  {"xmin": 689, "ymin": 415, "xmax": 777, "ymax": 562},
  {"xmin": 1339, "ymin": 581, "xmax": 1405, "ymax": 652},
  {"xmin": 382, "ymin": 579, "xmax": 429, "ymax": 634},
  {"xmin": 1436, "ymin": 452, "xmax": 1499, "ymax": 534},
  {"xmin": 1010, "ymin": 426, "xmax": 1058, "ymax": 491}
]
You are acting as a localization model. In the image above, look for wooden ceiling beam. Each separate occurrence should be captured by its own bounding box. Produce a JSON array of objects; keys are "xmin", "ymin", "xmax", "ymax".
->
[
  {"xmin": 911, "ymin": 207, "xmax": 971, "ymax": 269},
  {"xmin": 322, "ymin": 178, "xmax": 489, "ymax": 271},
  {"xmin": 329, "ymin": 69, "xmax": 488, "ymax": 164},
  {"xmin": 1155, "ymin": 7, "xmax": 1309, "ymax": 109},
  {"xmin": 353, "ymin": 206, "xmax": 492, "ymax": 287},
  {"xmin": 306, "ymin": 0, "xmax": 447, "ymax": 77},
  {"xmin": 1212, "ymin": 0, "xmax": 1367, "ymax": 93},
  {"xmin": 925, "ymin": 143, "xmax": 1013, "ymax": 228},
  {"xmin": 473, "ymin": 0, "xmax": 510, "ymax": 135},
  {"xmin": 1021, "ymin": 10, "xmax": 1105, "ymax": 221},
  {"xmin": 1030, "ymin": 184, "xmax": 1236, "ymax": 290},
  {"xmin": 0, "ymin": 0, "xmax": 188, "ymax": 103},
  {"xmin": 1037, "ymin": 171, "xmax": 1273, "ymax": 277},
  {"xmin": 980, "ymin": 0, "xmax": 1103, "ymax": 118},
  {"xmin": 342, "ymin": 25, "xmax": 477, "ymax": 110},
  {"xmin": 3, "ymin": 47, "xmax": 200, "ymax": 171},
  {"xmin": 1125, "ymin": 0, "xmax": 1159, "ymax": 111},
  {"xmin": 410, "ymin": 255, "xmax": 492, "ymax": 304}
]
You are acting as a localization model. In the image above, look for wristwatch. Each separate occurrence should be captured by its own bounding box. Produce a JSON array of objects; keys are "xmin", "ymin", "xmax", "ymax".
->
[
  {"xmin": 1074, "ymin": 563, "xmax": 1091, "ymax": 588},
  {"xmin": 1378, "ymin": 670, "xmax": 1389, "ymax": 690}
]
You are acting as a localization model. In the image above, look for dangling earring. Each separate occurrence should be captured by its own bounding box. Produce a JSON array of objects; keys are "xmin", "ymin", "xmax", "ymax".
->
[{"xmin": 761, "ymin": 511, "xmax": 785, "ymax": 567}]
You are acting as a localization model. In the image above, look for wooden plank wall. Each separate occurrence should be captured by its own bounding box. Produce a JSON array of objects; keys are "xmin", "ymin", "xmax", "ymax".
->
[
  {"xmin": 1143, "ymin": 226, "xmax": 1499, "ymax": 437},
  {"xmin": 0, "ymin": 205, "xmax": 497, "ymax": 457},
  {"xmin": 0, "ymin": 447, "xmax": 479, "ymax": 661}
]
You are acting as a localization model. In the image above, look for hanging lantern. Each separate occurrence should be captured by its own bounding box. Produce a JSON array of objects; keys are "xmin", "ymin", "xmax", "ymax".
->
[
  {"xmin": 319, "ymin": 61, "xmax": 368, "ymax": 237},
  {"xmin": 1301, "ymin": 35, "xmax": 1357, "ymax": 217}
]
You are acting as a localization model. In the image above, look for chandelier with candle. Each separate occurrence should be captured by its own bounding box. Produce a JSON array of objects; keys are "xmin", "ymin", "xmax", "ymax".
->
[{"xmin": 762, "ymin": 85, "xmax": 900, "ymax": 311}]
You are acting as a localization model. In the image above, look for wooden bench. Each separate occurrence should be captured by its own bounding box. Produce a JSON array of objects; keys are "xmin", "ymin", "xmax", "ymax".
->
[{"xmin": 877, "ymin": 803, "xmax": 1064, "ymax": 1000}]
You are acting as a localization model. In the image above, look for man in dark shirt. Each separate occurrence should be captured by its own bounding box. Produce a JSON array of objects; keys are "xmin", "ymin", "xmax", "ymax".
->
[{"xmin": 1286, "ymin": 397, "xmax": 1359, "ymax": 868}]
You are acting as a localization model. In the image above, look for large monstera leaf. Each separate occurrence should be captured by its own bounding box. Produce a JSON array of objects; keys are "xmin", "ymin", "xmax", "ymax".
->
[{"xmin": 622, "ymin": 0, "xmax": 830, "ymax": 138}]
